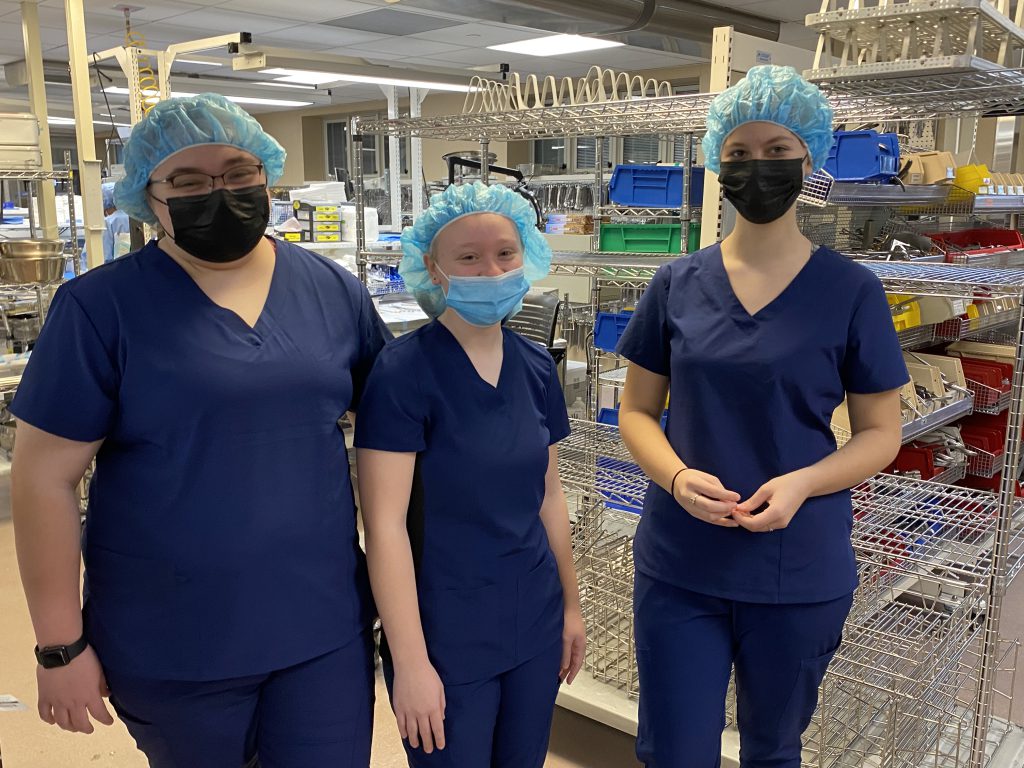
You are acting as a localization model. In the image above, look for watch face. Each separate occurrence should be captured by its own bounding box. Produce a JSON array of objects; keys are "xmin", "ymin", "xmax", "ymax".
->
[{"xmin": 37, "ymin": 647, "xmax": 71, "ymax": 668}]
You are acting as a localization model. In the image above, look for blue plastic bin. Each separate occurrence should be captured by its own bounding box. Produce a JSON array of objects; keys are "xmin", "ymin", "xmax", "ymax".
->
[
  {"xmin": 609, "ymin": 165, "xmax": 705, "ymax": 208},
  {"xmin": 598, "ymin": 407, "xmax": 668, "ymax": 429},
  {"xmin": 594, "ymin": 311, "xmax": 633, "ymax": 352},
  {"xmin": 823, "ymin": 130, "xmax": 900, "ymax": 182}
]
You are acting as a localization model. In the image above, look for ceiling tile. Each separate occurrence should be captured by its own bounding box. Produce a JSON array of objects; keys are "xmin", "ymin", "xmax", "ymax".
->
[
  {"xmin": 157, "ymin": 7, "xmax": 300, "ymax": 35},
  {"xmin": 255, "ymin": 24, "xmax": 391, "ymax": 48},
  {"xmin": 216, "ymin": 0, "xmax": 374, "ymax": 24},
  {"xmin": 405, "ymin": 22, "xmax": 542, "ymax": 47},
  {"xmin": 344, "ymin": 36, "xmax": 466, "ymax": 58},
  {"xmin": 323, "ymin": 7, "xmax": 460, "ymax": 36},
  {"xmin": 82, "ymin": 0, "xmax": 207, "ymax": 23}
]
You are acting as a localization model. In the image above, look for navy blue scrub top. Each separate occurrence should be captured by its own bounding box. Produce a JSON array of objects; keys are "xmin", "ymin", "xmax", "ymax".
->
[
  {"xmin": 617, "ymin": 244, "xmax": 908, "ymax": 604},
  {"xmin": 354, "ymin": 321, "xmax": 571, "ymax": 684},
  {"xmin": 11, "ymin": 239, "xmax": 391, "ymax": 680}
]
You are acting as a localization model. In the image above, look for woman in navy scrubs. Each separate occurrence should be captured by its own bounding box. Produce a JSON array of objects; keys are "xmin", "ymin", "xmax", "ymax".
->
[
  {"xmin": 10, "ymin": 93, "xmax": 388, "ymax": 767},
  {"xmin": 616, "ymin": 66, "xmax": 909, "ymax": 767},
  {"xmin": 354, "ymin": 181, "xmax": 585, "ymax": 767}
]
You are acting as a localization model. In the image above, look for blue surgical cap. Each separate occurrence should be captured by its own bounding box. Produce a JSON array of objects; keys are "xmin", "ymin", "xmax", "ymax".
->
[
  {"xmin": 703, "ymin": 65, "xmax": 834, "ymax": 175},
  {"xmin": 101, "ymin": 182, "xmax": 116, "ymax": 211},
  {"xmin": 400, "ymin": 182, "xmax": 551, "ymax": 319},
  {"xmin": 114, "ymin": 93, "xmax": 286, "ymax": 225}
]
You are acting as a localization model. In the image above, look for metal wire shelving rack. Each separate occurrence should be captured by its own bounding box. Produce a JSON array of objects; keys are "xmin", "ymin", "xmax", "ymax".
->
[{"xmin": 351, "ymin": 65, "xmax": 1024, "ymax": 768}]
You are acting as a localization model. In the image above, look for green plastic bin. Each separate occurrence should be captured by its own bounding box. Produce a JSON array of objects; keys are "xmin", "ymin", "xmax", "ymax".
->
[{"xmin": 598, "ymin": 222, "xmax": 701, "ymax": 254}]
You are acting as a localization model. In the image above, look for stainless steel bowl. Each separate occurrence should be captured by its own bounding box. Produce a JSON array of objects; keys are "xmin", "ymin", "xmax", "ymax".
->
[
  {"xmin": 0, "ymin": 239, "xmax": 64, "ymax": 259},
  {"xmin": 0, "ymin": 256, "xmax": 66, "ymax": 284}
]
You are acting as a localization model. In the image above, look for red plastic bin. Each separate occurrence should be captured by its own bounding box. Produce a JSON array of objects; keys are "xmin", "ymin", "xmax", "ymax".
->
[{"xmin": 928, "ymin": 228, "xmax": 1024, "ymax": 258}]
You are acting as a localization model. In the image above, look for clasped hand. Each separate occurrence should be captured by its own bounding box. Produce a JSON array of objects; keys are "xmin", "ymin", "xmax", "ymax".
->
[{"xmin": 673, "ymin": 469, "xmax": 811, "ymax": 532}]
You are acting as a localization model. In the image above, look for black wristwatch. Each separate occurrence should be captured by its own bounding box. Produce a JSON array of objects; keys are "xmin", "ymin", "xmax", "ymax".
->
[{"xmin": 34, "ymin": 635, "xmax": 88, "ymax": 669}]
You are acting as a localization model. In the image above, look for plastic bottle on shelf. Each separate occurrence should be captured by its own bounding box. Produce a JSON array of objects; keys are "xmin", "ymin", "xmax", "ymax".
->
[{"xmin": 567, "ymin": 397, "xmax": 587, "ymax": 421}]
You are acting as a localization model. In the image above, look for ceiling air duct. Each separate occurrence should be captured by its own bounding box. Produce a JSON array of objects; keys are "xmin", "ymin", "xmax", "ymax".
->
[{"xmin": 387, "ymin": 0, "xmax": 780, "ymax": 54}]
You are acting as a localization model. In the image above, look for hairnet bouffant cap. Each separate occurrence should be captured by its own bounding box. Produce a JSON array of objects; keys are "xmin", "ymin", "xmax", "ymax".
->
[
  {"xmin": 703, "ymin": 65, "xmax": 834, "ymax": 175},
  {"xmin": 114, "ymin": 93, "xmax": 287, "ymax": 225},
  {"xmin": 399, "ymin": 181, "xmax": 552, "ymax": 319},
  {"xmin": 101, "ymin": 182, "xmax": 116, "ymax": 211}
]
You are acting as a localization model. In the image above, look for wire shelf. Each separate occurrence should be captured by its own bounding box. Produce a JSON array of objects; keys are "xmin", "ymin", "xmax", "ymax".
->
[
  {"xmin": 575, "ymin": 502, "xmax": 640, "ymax": 699},
  {"xmin": 599, "ymin": 206, "xmax": 701, "ymax": 219},
  {"xmin": 862, "ymin": 261, "xmax": 1024, "ymax": 300},
  {"xmin": 852, "ymin": 474, "xmax": 1016, "ymax": 582},
  {"xmin": 0, "ymin": 168, "xmax": 72, "ymax": 181},
  {"xmin": 357, "ymin": 69, "xmax": 1024, "ymax": 141},
  {"xmin": 833, "ymin": 391, "xmax": 975, "ymax": 448}
]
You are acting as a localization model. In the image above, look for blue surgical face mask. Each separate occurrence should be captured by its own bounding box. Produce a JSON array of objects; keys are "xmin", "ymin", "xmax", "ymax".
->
[{"xmin": 437, "ymin": 265, "xmax": 530, "ymax": 327}]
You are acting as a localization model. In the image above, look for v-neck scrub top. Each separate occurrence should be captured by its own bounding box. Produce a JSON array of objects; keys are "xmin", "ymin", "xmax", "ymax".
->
[
  {"xmin": 354, "ymin": 321, "xmax": 571, "ymax": 684},
  {"xmin": 617, "ymin": 244, "xmax": 909, "ymax": 604},
  {"xmin": 10, "ymin": 239, "xmax": 391, "ymax": 680}
]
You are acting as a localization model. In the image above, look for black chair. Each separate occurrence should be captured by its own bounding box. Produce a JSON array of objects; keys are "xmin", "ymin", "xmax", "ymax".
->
[{"xmin": 506, "ymin": 291, "xmax": 566, "ymax": 367}]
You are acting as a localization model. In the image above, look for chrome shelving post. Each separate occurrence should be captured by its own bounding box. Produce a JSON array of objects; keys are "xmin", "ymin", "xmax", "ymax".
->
[
  {"xmin": 479, "ymin": 137, "xmax": 490, "ymax": 184},
  {"xmin": 971, "ymin": 290, "xmax": 1024, "ymax": 768},
  {"xmin": 680, "ymin": 132, "xmax": 692, "ymax": 255},
  {"xmin": 353, "ymin": 129, "xmax": 366, "ymax": 286}
]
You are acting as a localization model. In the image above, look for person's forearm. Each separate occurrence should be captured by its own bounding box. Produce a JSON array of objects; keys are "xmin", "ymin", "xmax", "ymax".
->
[
  {"xmin": 539, "ymin": 491, "xmax": 581, "ymax": 613},
  {"xmin": 619, "ymin": 409, "xmax": 684, "ymax": 494},
  {"xmin": 795, "ymin": 426, "xmax": 901, "ymax": 498},
  {"xmin": 364, "ymin": 524, "xmax": 431, "ymax": 669},
  {"xmin": 12, "ymin": 478, "xmax": 84, "ymax": 647}
]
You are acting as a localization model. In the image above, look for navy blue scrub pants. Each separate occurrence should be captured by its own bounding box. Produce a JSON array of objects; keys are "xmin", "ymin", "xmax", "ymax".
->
[
  {"xmin": 383, "ymin": 638, "xmax": 562, "ymax": 768},
  {"xmin": 633, "ymin": 572, "xmax": 853, "ymax": 768},
  {"xmin": 104, "ymin": 630, "xmax": 375, "ymax": 768}
]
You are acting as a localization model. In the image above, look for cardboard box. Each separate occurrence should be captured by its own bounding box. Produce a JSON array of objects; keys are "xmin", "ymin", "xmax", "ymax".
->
[{"xmin": 902, "ymin": 151, "xmax": 955, "ymax": 185}]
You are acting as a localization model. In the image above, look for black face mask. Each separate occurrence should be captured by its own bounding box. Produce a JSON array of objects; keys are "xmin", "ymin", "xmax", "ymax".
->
[
  {"xmin": 167, "ymin": 186, "xmax": 269, "ymax": 263},
  {"xmin": 718, "ymin": 157, "xmax": 806, "ymax": 225}
]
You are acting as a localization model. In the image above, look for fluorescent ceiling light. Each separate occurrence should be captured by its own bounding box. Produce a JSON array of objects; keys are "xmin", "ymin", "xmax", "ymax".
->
[
  {"xmin": 255, "ymin": 81, "xmax": 317, "ymax": 91},
  {"xmin": 260, "ymin": 67, "xmax": 473, "ymax": 93},
  {"xmin": 487, "ymin": 34, "xmax": 624, "ymax": 57},
  {"xmin": 48, "ymin": 116, "xmax": 131, "ymax": 127},
  {"xmin": 261, "ymin": 68, "xmax": 339, "ymax": 86},
  {"xmin": 105, "ymin": 86, "xmax": 312, "ymax": 108},
  {"xmin": 174, "ymin": 58, "xmax": 223, "ymax": 67}
]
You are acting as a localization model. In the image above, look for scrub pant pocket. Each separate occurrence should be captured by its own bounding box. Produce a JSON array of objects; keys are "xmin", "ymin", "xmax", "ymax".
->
[{"xmin": 105, "ymin": 630, "xmax": 375, "ymax": 768}]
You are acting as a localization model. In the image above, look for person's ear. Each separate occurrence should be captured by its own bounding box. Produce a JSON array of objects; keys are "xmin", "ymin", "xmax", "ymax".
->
[{"xmin": 423, "ymin": 253, "xmax": 440, "ymax": 285}]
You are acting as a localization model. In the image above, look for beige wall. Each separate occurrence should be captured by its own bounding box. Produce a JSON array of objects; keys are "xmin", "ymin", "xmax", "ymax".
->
[{"xmin": 255, "ymin": 92, "xmax": 511, "ymax": 186}]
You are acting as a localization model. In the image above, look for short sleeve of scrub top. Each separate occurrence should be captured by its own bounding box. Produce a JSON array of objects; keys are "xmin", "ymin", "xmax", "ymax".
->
[
  {"xmin": 355, "ymin": 323, "xmax": 569, "ymax": 684},
  {"xmin": 11, "ymin": 286, "xmax": 118, "ymax": 441},
  {"xmin": 616, "ymin": 245, "xmax": 909, "ymax": 605},
  {"xmin": 10, "ymin": 239, "xmax": 391, "ymax": 681}
]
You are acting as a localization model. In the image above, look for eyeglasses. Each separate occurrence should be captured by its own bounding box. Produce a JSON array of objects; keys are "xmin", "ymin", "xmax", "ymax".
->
[{"xmin": 148, "ymin": 163, "xmax": 265, "ymax": 197}]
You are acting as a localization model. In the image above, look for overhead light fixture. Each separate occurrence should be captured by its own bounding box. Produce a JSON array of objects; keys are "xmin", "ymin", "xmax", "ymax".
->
[
  {"xmin": 487, "ymin": 34, "xmax": 624, "ymax": 57},
  {"xmin": 260, "ymin": 67, "xmax": 473, "ymax": 93},
  {"xmin": 255, "ymin": 81, "xmax": 317, "ymax": 90},
  {"xmin": 105, "ymin": 86, "xmax": 313, "ymax": 108},
  {"xmin": 47, "ymin": 116, "xmax": 131, "ymax": 127},
  {"xmin": 174, "ymin": 58, "xmax": 224, "ymax": 67}
]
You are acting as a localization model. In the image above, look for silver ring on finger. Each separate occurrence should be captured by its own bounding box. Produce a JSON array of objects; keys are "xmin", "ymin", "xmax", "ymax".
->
[
  {"xmin": 768, "ymin": 527, "xmax": 774, "ymax": 533},
  {"xmin": 689, "ymin": 493, "xmax": 700, "ymax": 506}
]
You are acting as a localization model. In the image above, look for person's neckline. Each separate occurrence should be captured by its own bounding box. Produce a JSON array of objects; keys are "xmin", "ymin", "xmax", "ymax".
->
[{"xmin": 715, "ymin": 241, "xmax": 821, "ymax": 320}]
